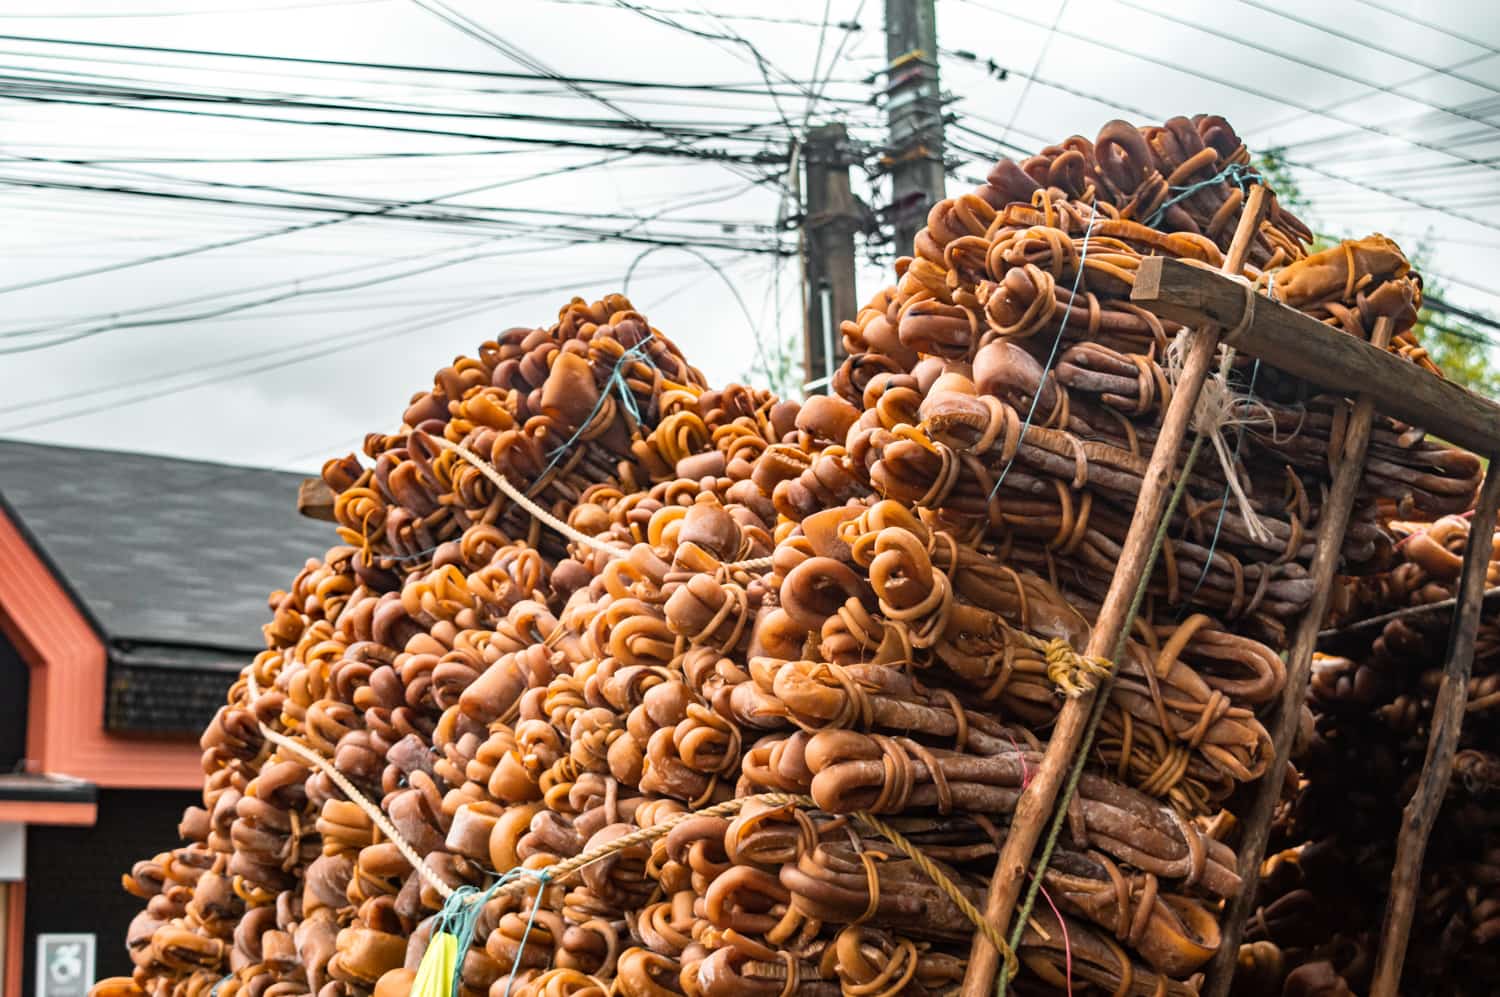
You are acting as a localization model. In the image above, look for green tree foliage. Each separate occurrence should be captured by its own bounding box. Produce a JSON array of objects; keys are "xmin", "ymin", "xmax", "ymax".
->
[
  {"xmin": 1256, "ymin": 149, "xmax": 1499, "ymax": 398},
  {"xmin": 747, "ymin": 331, "xmax": 804, "ymax": 399}
]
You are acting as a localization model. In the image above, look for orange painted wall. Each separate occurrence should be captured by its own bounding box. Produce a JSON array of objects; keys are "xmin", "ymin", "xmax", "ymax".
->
[{"xmin": 0, "ymin": 507, "xmax": 202, "ymax": 789}]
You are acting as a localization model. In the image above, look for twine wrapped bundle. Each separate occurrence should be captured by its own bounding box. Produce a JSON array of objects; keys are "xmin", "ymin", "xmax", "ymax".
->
[
  {"xmin": 836, "ymin": 115, "xmax": 1479, "ymax": 645},
  {"xmin": 1234, "ymin": 515, "xmax": 1500, "ymax": 997},
  {"xmin": 92, "ymin": 114, "xmax": 1480, "ymax": 997}
]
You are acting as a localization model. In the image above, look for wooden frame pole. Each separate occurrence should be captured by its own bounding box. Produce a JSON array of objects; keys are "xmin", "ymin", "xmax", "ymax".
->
[
  {"xmin": 1368, "ymin": 463, "xmax": 1500, "ymax": 997},
  {"xmin": 957, "ymin": 185, "xmax": 1269, "ymax": 997},
  {"xmin": 1201, "ymin": 315, "xmax": 1397, "ymax": 997}
]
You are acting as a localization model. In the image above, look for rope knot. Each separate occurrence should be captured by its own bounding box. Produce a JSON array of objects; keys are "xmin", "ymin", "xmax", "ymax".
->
[{"xmin": 1042, "ymin": 638, "xmax": 1113, "ymax": 697}]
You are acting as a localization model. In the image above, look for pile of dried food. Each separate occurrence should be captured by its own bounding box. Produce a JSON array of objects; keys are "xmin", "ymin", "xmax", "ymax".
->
[
  {"xmin": 1236, "ymin": 514, "xmax": 1500, "ymax": 997},
  {"xmin": 91, "ymin": 115, "xmax": 1483, "ymax": 997}
]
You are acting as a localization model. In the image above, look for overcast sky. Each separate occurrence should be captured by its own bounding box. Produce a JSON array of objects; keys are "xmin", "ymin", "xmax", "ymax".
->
[{"xmin": 0, "ymin": 0, "xmax": 1497, "ymax": 472}]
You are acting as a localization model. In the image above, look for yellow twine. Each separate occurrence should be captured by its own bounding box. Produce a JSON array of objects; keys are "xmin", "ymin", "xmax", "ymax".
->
[{"xmin": 852, "ymin": 810, "xmax": 1021, "ymax": 981}]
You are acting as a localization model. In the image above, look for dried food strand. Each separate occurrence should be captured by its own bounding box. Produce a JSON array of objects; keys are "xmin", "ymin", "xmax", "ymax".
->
[
  {"xmin": 990, "ymin": 199, "xmax": 1099, "ymax": 501},
  {"xmin": 533, "ymin": 338, "xmax": 657, "ymax": 491},
  {"xmin": 440, "ymin": 437, "xmax": 775, "ymax": 573},
  {"xmin": 850, "ymin": 810, "xmax": 1021, "ymax": 982}
]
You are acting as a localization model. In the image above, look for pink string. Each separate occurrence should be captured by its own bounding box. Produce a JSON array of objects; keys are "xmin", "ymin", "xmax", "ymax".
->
[
  {"xmin": 1006, "ymin": 731, "xmax": 1033, "ymax": 788},
  {"xmin": 1009, "ymin": 731, "xmax": 1071, "ymax": 995},
  {"xmin": 1392, "ymin": 509, "xmax": 1474, "ymax": 550},
  {"xmin": 1037, "ymin": 882, "xmax": 1074, "ymax": 997}
]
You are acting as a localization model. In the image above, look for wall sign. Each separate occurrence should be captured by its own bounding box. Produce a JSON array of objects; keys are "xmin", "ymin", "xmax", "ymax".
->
[{"xmin": 37, "ymin": 933, "xmax": 95, "ymax": 997}]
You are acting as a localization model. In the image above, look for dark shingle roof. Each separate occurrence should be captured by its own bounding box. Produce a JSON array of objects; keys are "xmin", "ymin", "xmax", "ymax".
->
[{"xmin": 0, "ymin": 439, "xmax": 337, "ymax": 651}]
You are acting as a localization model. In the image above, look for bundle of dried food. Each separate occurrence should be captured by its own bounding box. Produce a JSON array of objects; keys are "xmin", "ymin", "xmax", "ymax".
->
[
  {"xmin": 90, "ymin": 113, "xmax": 1480, "ymax": 997},
  {"xmin": 1239, "ymin": 515, "xmax": 1500, "ymax": 996}
]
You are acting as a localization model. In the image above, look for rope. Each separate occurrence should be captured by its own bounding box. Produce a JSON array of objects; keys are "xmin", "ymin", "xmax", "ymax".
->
[
  {"xmin": 254, "ymin": 710, "xmax": 458, "ymax": 899},
  {"xmin": 998, "ymin": 430, "xmax": 1211, "ymax": 995},
  {"xmin": 434, "ymin": 436, "xmax": 772, "ymax": 572},
  {"xmin": 1038, "ymin": 635, "xmax": 1112, "ymax": 699},
  {"xmin": 1163, "ymin": 278, "xmax": 1275, "ymax": 546},
  {"xmin": 852, "ymin": 810, "xmax": 1021, "ymax": 981},
  {"xmin": 242, "ymin": 667, "xmax": 1015, "ymax": 987}
]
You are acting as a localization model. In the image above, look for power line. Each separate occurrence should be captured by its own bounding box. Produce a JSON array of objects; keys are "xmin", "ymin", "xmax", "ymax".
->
[
  {"xmin": 1248, "ymin": 53, "xmax": 1499, "ymax": 139},
  {"xmin": 0, "ymin": 260, "xmax": 708, "ymax": 422},
  {"xmin": 940, "ymin": 49, "xmax": 1500, "ymax": 239},
  {"xmin": 1114, "ymin": 0, "xmax": 1500, "ymax": 135},
  {"xmin": 1237, "ymin": 0, "xmax": 1500, "ymax": 94},
  {"xmin": 0, "ymin": 0, "xmax": 383, "ymax": 16},
  {"xmin": 0, "ymin": 148, "xmax": 534, "ymax": 165},
  {"xmin": 0, "ymin": 150, "xmax": 646, "ymax": 295},
  {"xmin": 0, "ymin": 92, "xmax": 788, "ymax": 163},
  {"xmin": 953, "ymin": 0, "xmax": 1500, "ymax": 177},
  {"xmin": 1, "ymin": 172, "xmax": 782, "ymax": 345},
  {"xmin": 1, "ymin": 271, "xmax": 697, "ymax": 432},
  {"xmin": 0, "ymin": 76, "xmax": 799, "ymax": 140},
  {"xmin": 996, "ymin": 0, "xmax": 1068, "ymax": 147},
  {"xmin": 534, "ymin": 0, "xmax": 861, "ymax": 30},
  {"xmin": 0, "ymin": 31, "xmax": 853, "ymax": 91}
]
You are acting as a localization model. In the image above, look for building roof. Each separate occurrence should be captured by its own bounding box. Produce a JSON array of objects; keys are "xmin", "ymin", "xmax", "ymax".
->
[{"xmin": 0, "ymin": 439, "xmax": 336, "ymax": 654}]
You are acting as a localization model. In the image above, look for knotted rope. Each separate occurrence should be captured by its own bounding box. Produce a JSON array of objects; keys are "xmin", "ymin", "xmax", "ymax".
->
[{"xmin": 1162, "ymin": 276, "xmax": 1276, "ymax": 545}]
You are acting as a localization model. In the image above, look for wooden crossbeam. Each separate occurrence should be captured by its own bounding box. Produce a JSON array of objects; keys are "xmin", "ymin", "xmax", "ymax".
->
[{"xmin": 1131, "ymin": 256, "xmax": 1500, "ymax": 458}]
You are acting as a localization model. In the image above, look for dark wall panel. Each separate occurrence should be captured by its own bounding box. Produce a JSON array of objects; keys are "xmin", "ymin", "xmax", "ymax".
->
[
  {"xmin": 24, "ymin": 788, "xmax": 198, "ymax": 994},
  {"xmin": 0, "ymin": 634, "xmax": 27, "ymax": 771}
]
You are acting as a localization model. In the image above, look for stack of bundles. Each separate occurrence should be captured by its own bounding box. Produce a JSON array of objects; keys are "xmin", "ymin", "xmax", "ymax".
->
[
  {"xmin": 92, "ymin": 115, "xmax": 1479, "ymax": 997},
  {"xmin": 838, "ymin": 117, "xmax": 1479, "ymax": 646},
  {"xmin": 1235, "ymin": 516, "xmax": 1500, "ymax": 997}
]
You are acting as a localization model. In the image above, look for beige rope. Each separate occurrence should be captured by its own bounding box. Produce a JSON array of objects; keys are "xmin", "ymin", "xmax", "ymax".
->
[
  {"xmin": 433, "ymin": 436, "xmax": 626, "ymax": 560},
  {"xmin": 853, "ymin": 810, "xmax": 1022, "ymax": 981},
  {"xmin": 1162, "ymin": 276, "xmax": 1275, "ymax": 545},
  {"xmin": 433, "ymin": 436, "xmax": 773, "ymax": 573},
  {"xmin": 244, "ymin": 672, "xmax": 1017, "ymax": 976}
]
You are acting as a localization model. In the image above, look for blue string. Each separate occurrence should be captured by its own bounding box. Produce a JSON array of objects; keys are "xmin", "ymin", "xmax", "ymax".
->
[
  {"xmin": 990, "ymin": 199, "xmax": 1098, "ymax": 502},
  {"xmin": 432, "ymin": 867, "xmax": 552, "ymax": 997},
  {"xmin": 374, "ymin": 337, "xmax": 661, "ymax": 566},
  {"xmin": 1144, "ymin": 160, "xmax": 1258, "ymax": 230},
  {"xmin": 529, "ymin": 338, "xmax": 658, "ymax": 495},
  {"xmin": 208, "ymin": 974, "xmax": 234, "ymax": 996},
  {"xmin": 501, "ymin": 875, "xmax": 547, "ymax": 997}
]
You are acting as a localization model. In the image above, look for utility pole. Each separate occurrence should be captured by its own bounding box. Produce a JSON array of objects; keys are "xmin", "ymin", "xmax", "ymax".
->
[
  {"xmin": 883, "ymin": 0, "xmax": 945, "ymax": 257},
  {"xmin": 801, "ymin": 123, "xmax": 859, "ymax": 394}
]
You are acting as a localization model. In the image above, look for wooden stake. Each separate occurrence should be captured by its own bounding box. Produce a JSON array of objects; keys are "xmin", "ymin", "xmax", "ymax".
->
[
  {"xmin": 1317, "ymin": 585, "xmax": 1500, "ymax": 656},
  {"xmin": 957, "ymin": 185, "xmax": 1270, "ymax": 997},
  {"xmin": 1369, "ymin": 462, "xmax": 1500, "ymax": 997},
  {"xmin": 1201, "ymin": 315, "xmax": 1397, "ymax": 997}
]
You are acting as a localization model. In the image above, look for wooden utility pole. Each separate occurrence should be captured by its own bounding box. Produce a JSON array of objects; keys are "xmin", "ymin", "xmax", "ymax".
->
[
  {"xmin": 802, "ymin": 123, "xmax": 859, "ymax": 393},
  {"xmin": 883, "ymin": 0, "xmax": 945, "ymax": 257}
]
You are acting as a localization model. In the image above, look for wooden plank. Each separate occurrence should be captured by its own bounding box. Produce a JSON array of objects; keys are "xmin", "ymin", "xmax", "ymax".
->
[
  {"xmin": 959, "ymin": 186, "xmax": 1271, "ymax": 997},
  {"xmin": 1317, "ymin": 586, "xmax": 1500, "ymax": 656},
  {"xmin": 1130, "ymin": 257, "xmax": 1500, "ymax": 457},
  {"xmin": 298, "ymin": 476, "xmax": 338, "ymax": 523},
  {"xmin": 1369, "ymin": 464, "xmax": 1500, "ymax": 996},
  {"xmin": 1201, "ymin": 316, "xmax": 1396, "ymax": 997}
]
